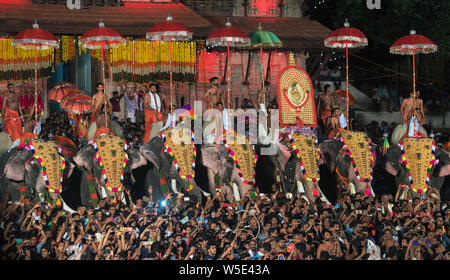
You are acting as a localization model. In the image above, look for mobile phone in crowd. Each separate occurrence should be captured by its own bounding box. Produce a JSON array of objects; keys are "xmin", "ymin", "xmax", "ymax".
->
[
  {"xmin": 83, "ymin": 234, "xmax": 90, "ymax": 239},
  {"xmin": 412, "ymin": 241, "xmax": 419, "ymax": 245},
  {"xmin": 40, "ymin": 202, "xmax": 47, "ymax": 206},
  {"xmin": 183, "ymin": 197, "xmax": 190, "ymax": 202},
  {"xmin": 16, "ymin": 238, "xmax": 22, "ymax": 244}
]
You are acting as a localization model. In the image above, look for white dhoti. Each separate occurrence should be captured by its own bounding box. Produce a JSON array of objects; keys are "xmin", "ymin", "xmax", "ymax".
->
[{"xmin": 408, "ymin": 116, "xmax": 419, "ymax": 137}]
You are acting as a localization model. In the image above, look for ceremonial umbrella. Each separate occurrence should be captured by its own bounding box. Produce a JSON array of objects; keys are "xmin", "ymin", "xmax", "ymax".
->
[
  {"xmin": 48, "ymin": 82, "xmax": 75, "ymax": 102},
  {"xmin": 63, "ymin": 99, "xmax": 92, "ymax": 115},
  {"xmin": 146, "ymin": 12, "xmax": 193, "ymax": 111},
  {"xmin": 60, "ymin": 90, "xmax": 91, "ymax": 108},
  {"xmin": 12, "ymin": 20, "xmax": 59, "ymax": 135},
  {"xmin": 248, "ymin": 22, "xmax": 282, "ymax": 90},
  {"xmin": 207, "ymin": 18, "xmax": 250, "ymax": 110},
  {"xmin": 324, "ymin": 19, "xmax": 368, "ymax": 130},
  {"xmin": 80, "ymin": 20, "xmax": 126, "ymax": 127},
  {"xmin": 390, "ymin": 30, "xmax": 437, "ymax": 132},
  {"xmin": 333, "ymin": 89, "xmax": 355, "ymax": 106},
  {"xmin": 52, "ymin": 135, "xmax": 78, "ymax": 157}
]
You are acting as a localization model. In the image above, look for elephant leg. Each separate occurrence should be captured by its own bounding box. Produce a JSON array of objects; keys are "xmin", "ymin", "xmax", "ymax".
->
[{"xmin": 221, "ymin": 184, "xmax": 234, "ymax": 203}]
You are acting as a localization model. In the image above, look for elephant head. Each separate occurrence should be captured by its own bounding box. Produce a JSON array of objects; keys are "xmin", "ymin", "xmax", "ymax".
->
[
  {"xmin": 270, "ymin": 130, "xmax": 329, "ymax": 205},
  {"xmin": 201, "ymin": 135, "xmax": 257, "ymax": 202},
  {"xmin": 74, "ymin": 135, "xmax": 146, "ymax": 204},
  {"xmin": 140, "ymin": 134, "xmax": 203, "ymax": 204},
  {"xmin": 3, "ymin": 140, "xmax": 75, "ymax": 210},
  {"xmin": 384, "ymin": 137, "xmax": 450, "ymax": 199},
  {"xmin": 319, "ymin": 131, "xmax": 377, "ymax": 198}
]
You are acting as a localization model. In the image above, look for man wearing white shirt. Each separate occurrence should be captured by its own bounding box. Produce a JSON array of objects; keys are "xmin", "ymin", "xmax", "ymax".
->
[
  {"xmin": 160, "ymin": 105, "xmax": 179, "ymax": 131},
  {"xmin": 214, "ymin": 101, "xmax": 229, "ymax": 143},
  {"xmin": 125, "ymin": 90, "xmax": 138, "ymax": 123},
  {"xmin": 143, "ymin": 83, "xmax": 163, "ymax": 143}
]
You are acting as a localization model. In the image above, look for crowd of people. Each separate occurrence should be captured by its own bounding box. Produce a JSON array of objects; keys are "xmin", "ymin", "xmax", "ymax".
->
[{"xmin": 1, "ymin": 182, "xmax": 449, "ymax": 260}]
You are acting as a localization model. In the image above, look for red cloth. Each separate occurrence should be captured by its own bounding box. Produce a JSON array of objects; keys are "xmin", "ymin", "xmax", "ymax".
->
[
  {"xmin": 328, "ymin": 128, "xmax": 345, "ymax": 139},
  {"xmin": 4, "ymin": 107, "xmax": 23, "ymax": 142},
  {"xmin": 320, "ymin": 109, "xmax": 331, "ymax": 126},
  {"xmin": 93, "ymin": 127, "xmax": 114, "ymax": 139},
  {"xmin": 143, "ymin": 109, "xmax": 163, "ymax": 143},
  {"xmin": 20, "ymin": 95, "xmax": 28, "ymax": 112},
  {"xmin": 20, "ymin": 132, "xmax": 37, "ymax": 146}
]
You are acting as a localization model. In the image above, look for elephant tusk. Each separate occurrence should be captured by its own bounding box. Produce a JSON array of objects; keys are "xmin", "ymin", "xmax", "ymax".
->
[
  {"xmin": 61, "ymin": 197, "xmax": 76, "ymax": 214},
  {"xmin": 297, "ymin": 181, "xmax": 305, "ymax": 194},
  {"xmin": 301, "ymin": 195, "xmax": 310, "ymax": 205},
  {"xmin": 121, "ymin": 192, "xmax": 127, "ymax": 204},
  {"xmin": 199, "ymin": 188, "xmax": 211, "ymax": 197},
  {"xmin": 370, "ymin": 186, "xmax": 376, "ymax": 198},
  {"xmin": 232, "ymin": 183, "xmax": 241, "ymax": 201},
  {"xmin": 171, "ymin": 179, "xmax": 181, "ymax": 194},
  {"xmin": 318, "ymin": 188, "xmax": 332, "ymax": 206},
  {"xmin": 350, "ymin": 182, "xmax": 356, "ymax": 195},
  {"xmin": 101, "ymin": 185, "xmax": 107, "ymax": 199}
]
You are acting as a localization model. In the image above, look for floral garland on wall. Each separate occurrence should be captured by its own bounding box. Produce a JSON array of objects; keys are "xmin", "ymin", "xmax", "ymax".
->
[
  {"xmin": 0, "ymin": 39, "xmax": 52, "ymax": 81},
  {"xmin": 109, "ymin": 39, "xmax": 197, "ymax": 84}
]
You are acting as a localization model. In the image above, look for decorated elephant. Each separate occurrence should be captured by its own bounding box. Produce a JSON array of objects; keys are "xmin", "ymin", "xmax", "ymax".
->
[
  {"xmin": 1, "ymin": 139, "xmax": 75, "ymax": 211},
  {"xmin": 140, "ymin": 128, "xmax": 204, "ymax": 204},
  {"xmin": 267, "ymin": 127, "xmax": 330, "ymax": 205},
  {"xmin": 200, "ymin": 132, "xmax": 258, "ymax": 202},
  {"xmin": 319, "ymin": 130, "xmax": 377, "ymax": 198},
  {"xmin": 384, "ymin": 137, "xmax": 450, "ymax": 200},
  {"xmin": 391, "ymin": 123, "xmax": 427, "ymax": 146},
  {"xmin": 73, "ymin": 135, "xmax": 147, "ymax": 207}
]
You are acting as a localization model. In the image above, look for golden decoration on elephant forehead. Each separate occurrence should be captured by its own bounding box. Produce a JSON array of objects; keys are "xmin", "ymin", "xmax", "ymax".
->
[
  {"xmin": 162, "ymin": 128, "xmax": 196, "ymax": 179},
  {"xmin": 25, "ymin": 140, "xmax": 65, "ymax": 194},
  {"xmin": 400, "ymin": 137, "xmax": 436, "ymax": 194},
  {"xmin": 338, "ymin": 131, "xmax": 374, "ymax": 182},
  {"xmin": 94, "ymin": 136, "xmax": 127, "ymax": 191},
  {"xmin": 289, "ymin": 133, "xmax": 320, "ymax": 181},
  {"xmin": 224, "ymin": 133, "xmax": 257, "ymax": 185}
]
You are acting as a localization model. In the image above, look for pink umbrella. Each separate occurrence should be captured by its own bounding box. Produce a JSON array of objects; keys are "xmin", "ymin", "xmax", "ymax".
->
[
  {"xmin": 325, "ymin": 19, "xmax": 368, "ymax": 130},
  {"xmin": 13, "ymin": 20, "xmax": 59, "ymax": 135},
  {"xmin": 146, "ymin": 12, "xmax": 193, "ymax": 112},
  {"xmin": 207, "ymin": 18, "xmax": 250, "ymax": 110}
]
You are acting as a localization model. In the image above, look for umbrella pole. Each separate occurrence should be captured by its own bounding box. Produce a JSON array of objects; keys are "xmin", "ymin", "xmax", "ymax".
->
[
  {"xmin": 227, "ymin": 42, "xmax": 231, "ymax": 110},
  {"xmin": 412, "ymin": 50, "xmax": 417, "ymax": 134},
  {"xmin": 102, "ymin": 43, "xmax": 107, "ymax": 129},
  {"xmin": 346, "ymin": 44, "xmax": 349, "ymax": 131},
  {"xmin": 34, "ymin": 43, "xmax": 38, "ymax": 136},
  {"xmin": 260, "ymin": 45, "xmax": 265, "ymax": 105},
  {"xmin": 169, "ymin": 36, "xmax": 173, "ymax": 117}
]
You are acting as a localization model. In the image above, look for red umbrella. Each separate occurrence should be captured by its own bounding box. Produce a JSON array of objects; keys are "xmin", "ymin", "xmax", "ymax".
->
[
  {"xmin": 324, "ymin": 19, "xmax": 368, "ymax": 130},
  {"xmin": 49, "ymin": 82, "xmax": 76, "ymax": 102},
  {"xmin": 63, "ymin": 99, "xmax": 92, "ymax": 115},
  {"xmin": 80, "ymin": 20, "xmax": 125, "ymax": 128},
  {"xmin": 13, "ymin": 20, "xmax": 59, "ymax": 135},
  {"xmin": 390, "ymin": 30, "xmax": 437, "ymax": 99},
  {"xmin": 60, "ymin": 90, "xmax": 90, "ymax": 108},
  {"xmin": 207, "ymin": 18, "xmax": 250, "ymax": 111},
  {"xmin": 333, "ymin": 89, "xmax": 355, "ymax": 106},
  {"xmin": 390, "ymin": 30, "xmax": 437, "ymax": 135},
  {"xmin": 51, "ymin": 135, "xmax": 78, "ymax": 157},
  {"xmin": 146, "ymin": 12, "xmax": 193, "ymax": 113}
]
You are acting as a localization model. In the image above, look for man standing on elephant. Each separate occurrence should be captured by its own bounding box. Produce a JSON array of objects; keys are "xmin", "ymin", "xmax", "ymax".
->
[
  {"xmin": 204, "ymin": 77, "xmax": 224, "ymax": 114},
  {"xmin": 326, "ymin": 108, "xmax": 344, "ymax": 139},
  {"xmin": 93, "ymin": 104, "xmax": 114, "ymax": 139},
  {"xmin": 317, "ymin": 85, "xmax": 333, "ymax": 128},
  {"xmin": 2, "ymin": 83, "xmax": 23, "ymax": 142},
  {"xmin": 400, "ymin": 90, "xmax": 426, "ymax": 137},
  {"xmin": 143, "ymin": 83, "xmax": 163, "ymax": 144},
  {"xmin": 91, "ymin": 83, "xmax": 112, "ymax": 124}
]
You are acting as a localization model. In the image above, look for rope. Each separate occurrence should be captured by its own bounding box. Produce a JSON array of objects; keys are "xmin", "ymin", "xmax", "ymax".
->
[{"xmin": 335, "ymin": 166, "xmax": 349, "ymax": 187}]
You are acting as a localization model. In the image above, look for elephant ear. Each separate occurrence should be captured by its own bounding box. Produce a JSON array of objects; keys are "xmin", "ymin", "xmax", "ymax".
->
[
  {"xmin": 319, "ymin": 139, "xmax": 342, "ymax": 174},
  {"xmin": 140, "ymin": 136, "xmax": 163, "ymax": 169},
  {"xmin": 125, "ymin": 148, "xmax": 147, "ymax": 172},
  {"xmin": 384, "ymin": 145, "xmax": 401, "ymax": 176},
  {"xmin": 73, "ymin": 145, "xmax": 96, "ymax": 171},
  {"xmin": 435, "ymin": 148, "xmax": 450, "ymax": 177},
  {"xmin": 4, "ymin": 149, "xmax": 33, "ymax": 181},
  {"xmin": 201, "ymin": 145, "xmax": 220, "ymax": 174}
]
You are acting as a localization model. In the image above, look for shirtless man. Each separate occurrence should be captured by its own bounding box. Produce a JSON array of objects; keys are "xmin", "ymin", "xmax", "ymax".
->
[
  {"xmin": 316, "ymin": 230, "xmax": 342, "ymax": 260},
  {"xmin": 326, "ymin": 108, "xmax": 343, "ymax": 139},
  {"xmin": 143, "ymin": 83, "xmax": 163, "ymax": 143},
  {"xmin": 93, "ymin": 103, "xmax": 113, "ymax": 139},
  {"xmin": 400, "ymin": 91, "xmax": 425, "ymax": 131},
  {"xmin": 317, "ymin": 85, "xmax": 333, "ymax": 127},
  {"xmin": 2, "ymin": 83, "xmax": 23, "ymax": 142},
  {"xmin": 203, "ymin": 77, "xmax": 224, "ymax": 110},
  {"xmin": 91, "ymin": 82, "xmax": 112, "ymax": 124}
]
